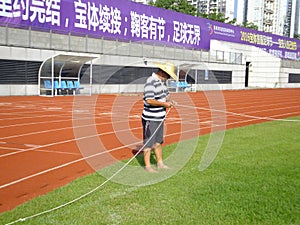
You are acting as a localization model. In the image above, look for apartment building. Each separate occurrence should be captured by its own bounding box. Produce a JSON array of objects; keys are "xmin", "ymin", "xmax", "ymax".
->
[{"xmin": 237, "ymin": 0, "xmax": 299, "ymax": 38}]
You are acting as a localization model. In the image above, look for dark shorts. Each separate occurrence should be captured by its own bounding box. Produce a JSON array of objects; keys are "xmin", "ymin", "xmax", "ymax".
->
[{"xmin": 142, "ymin": 118, "xmax": 164, "ymax": 149}]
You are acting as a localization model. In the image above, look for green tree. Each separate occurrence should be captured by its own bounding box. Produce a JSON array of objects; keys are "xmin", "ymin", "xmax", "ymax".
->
[
  {"xmin": 149, "ymin": 0, "xmax": 197, "ymax": 16},
  {"xmin": 239, "ymin": 21, "xmax": 258, "ymax": 30},
  {"xmin": 199, "ymin": 9, "xmax": 227, "ymax": 23},
  {"xmin": 198, "ymin": 10, "xmax": 238, "ymax": 26},
  {"xmin": 149, "ymin": 0, "xmax": 258, "ymax": 30}
]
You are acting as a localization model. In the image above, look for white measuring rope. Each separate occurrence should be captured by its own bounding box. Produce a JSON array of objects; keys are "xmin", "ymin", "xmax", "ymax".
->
[
  {"xmin": 5, "ymin": 108, "xmax": 172, "ymax": 225},
  {"xmin": 177, "ymin": 104, "xmax": 300, "ymax": 122}
]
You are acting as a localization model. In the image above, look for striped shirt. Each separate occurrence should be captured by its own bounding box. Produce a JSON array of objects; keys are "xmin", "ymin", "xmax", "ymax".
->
[{"xmin": 142, "ymin": 73, "xmax": 169, "ymax": 121}]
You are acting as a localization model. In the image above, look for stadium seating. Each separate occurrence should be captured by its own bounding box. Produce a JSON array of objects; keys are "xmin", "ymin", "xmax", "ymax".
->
[
  {"xmin": 44, "ymin": 80, "xmax": 52, "ymax": 89},
  {"xmin": 44, "ymin": 80, "xmax": 83, "ymax": 95},
  {"xmin": 168, "ymin": 80, "xmax": 192, "ymax": 91},
  {"xmin": 74, "ymin": 81, "xmax": 84, "ymax": 89}
]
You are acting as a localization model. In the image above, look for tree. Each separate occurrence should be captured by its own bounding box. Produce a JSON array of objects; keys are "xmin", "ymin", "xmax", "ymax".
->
[
  {"xmin": 239, "ymin": 21, "xmax": 258, "ymax": 30},
  {"xmin": 149, "ymin": 0, "xmax": 197, "ymax": 16},
  {"xmin": 199, "ymin": 10, "xmax": 258, "ymax": 30},
  {"xmin": 199, "ymin": 9, "xmax": 229, "ymax": 23},
  {"xmin": 149, "ymin": 1, "xmax": 258, "ymax": 30}
]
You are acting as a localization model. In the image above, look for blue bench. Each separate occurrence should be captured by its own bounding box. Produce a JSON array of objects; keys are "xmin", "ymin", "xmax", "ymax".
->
[
  {"xmin": 74, "ymin": 81, "xmax": 84, "ymax": 90},
  {"xmin": 44, "ymin": 80, "xmax": 52, "ymax": 89},
  {"xmin": 53, "ymin": 80, "xmax": 67, "ymax": 95},
  {"xmin": 53, "ymin": 80, "xmax": 77, "ymax": 95},
  {"xmin": 44, "ymin": 80, "xmax": 84, "ymax": 95},
  {"xmin": 169, "ymin": 80, "xmax": 191, "ymax": 91},
  {"xmin": 67, "ymin": 81, "xmax": 84, "ymax": 95},
  {"xmin": 43, "ymin": 80, "xmax": 53, "ymax": 95},
  {"xmin": 177, "ymin": 81, "xmax": 191, "ymax": 88}
]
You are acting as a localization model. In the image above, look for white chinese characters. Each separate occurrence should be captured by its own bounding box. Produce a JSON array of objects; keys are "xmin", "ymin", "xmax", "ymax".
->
[
  {"xmin": 0, "ymin": 0, "xmax": 61, "ymax": 26},
  {"xmin": 173, "ymin": 21, "xmax": 201, "ymax": 45},
  {"xmin": 130, "ymin": 11, "xmax": 165, "ymax": 41},
  {"xmin": 0, "ymin": 0, "xmax": 204, "ymax": 49},
  {"xmin": 74, "ymin": 0, "xmax": 121, "ymax": 35}
]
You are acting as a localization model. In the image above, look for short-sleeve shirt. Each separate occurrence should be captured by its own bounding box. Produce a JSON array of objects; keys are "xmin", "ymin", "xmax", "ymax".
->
[{"xmin": 142, "ymin": 73, "xmax": 169, "ymax": 121}]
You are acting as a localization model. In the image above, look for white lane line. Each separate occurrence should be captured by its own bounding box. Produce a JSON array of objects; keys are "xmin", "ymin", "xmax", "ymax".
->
[
  {"xmin": 0, "ymin": 102, "xmax": 12, "ymax": 106},
  {"xmin": 0, "ymin": 146, "xmax": 80, "ymax": 156},
  {"xmin": 42, "ymin": 107, "xmax": 63, "ymax": 111},
  {"xmin": 0, "ymin": 123, "xmax": 142, "ymax": 158},
  {"xmin": 0, "ymin": 117, "xmax": 140, "ymax": 140},
  {"xmin": 0, "ymin": 139, "xmax": 140, "ymax": 189}
]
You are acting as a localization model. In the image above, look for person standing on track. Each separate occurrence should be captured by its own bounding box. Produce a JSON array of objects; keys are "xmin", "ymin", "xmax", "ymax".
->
[{"xmin": 141, "ymin": 62, "xmax": 178, "ymax": 173}]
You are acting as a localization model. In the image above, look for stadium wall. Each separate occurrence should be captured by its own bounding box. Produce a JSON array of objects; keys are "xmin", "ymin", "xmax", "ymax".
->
[
  {"xmin": 211, "ymin": 40, "xmax": 300, "ymax": 89},
  {"xmin": 0, "ymin": 26, "xmax": 246, "ymax": 96},
  {"xmin": 0, "ymin": 26, "xmax": 299, "ymax": 96}
]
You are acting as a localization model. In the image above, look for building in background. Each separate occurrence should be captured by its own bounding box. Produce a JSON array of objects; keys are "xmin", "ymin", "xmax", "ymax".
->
[
  {"xmin": 296, "ymin": 0, "xmax": 300, "ymax": 36},
  {"xmin": 187, "ymin": 0, "xmax": 234, "ymax": 19},
  {"xmin": 190, "ymin": 0, "xmax": 299, "ymax": 38},
  {"xmin": 236, "ymin": 0, "xmax": 299, "ymax": 38}
]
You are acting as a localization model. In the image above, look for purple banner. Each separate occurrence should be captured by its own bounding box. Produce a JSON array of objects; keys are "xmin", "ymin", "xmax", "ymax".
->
[
  {"xmin": 0, "ymin": 0, "xmax": 210, "ymax": 50},
  {"xmin": 207, "ymin": 20, "xmax": 300, "ymax": 60},
  {"xmin": 0, "ymin": 0, "xmax": 299, "ymax": 60}
]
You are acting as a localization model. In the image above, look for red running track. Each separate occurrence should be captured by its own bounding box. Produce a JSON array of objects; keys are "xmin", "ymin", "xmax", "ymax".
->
[{"xmin": 0, "ymin": 88, "xmax": 299, "ymax": 213}]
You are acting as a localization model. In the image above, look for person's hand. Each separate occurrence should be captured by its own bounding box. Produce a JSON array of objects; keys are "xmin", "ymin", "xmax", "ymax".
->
[
  {"xmin": 165, "ymin": 101, "xmax": 174, "ymax": 108},
  {"xmin": 171, "ymin": 100, "xmax": 177, "ymax": 106}
]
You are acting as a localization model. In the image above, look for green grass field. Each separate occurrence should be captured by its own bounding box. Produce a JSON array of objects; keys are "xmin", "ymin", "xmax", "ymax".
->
[{"xmin": 1, "ymin": 117, "xmax": 299, "ymax": 225}]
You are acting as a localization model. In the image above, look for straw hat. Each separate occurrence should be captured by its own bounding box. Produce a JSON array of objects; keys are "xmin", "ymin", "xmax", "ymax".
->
[{"xmin": 154, "ymin": 62, "xmax": 178, "ymax": 81}]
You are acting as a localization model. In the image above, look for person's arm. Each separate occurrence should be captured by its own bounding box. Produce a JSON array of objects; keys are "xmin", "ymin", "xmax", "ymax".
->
[{"xmin": 146, "ymin": 99, "xmax": 173, "ymax": 108}]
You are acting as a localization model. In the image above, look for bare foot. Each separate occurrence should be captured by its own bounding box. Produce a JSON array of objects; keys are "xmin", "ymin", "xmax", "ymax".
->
[
  {"xmin": 145, "ymin": 166, "xmax": 158, "ymax": 173},
  {"xmin": 157, "ymin": 163, "xmax": 170, "ymax": 170}
]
